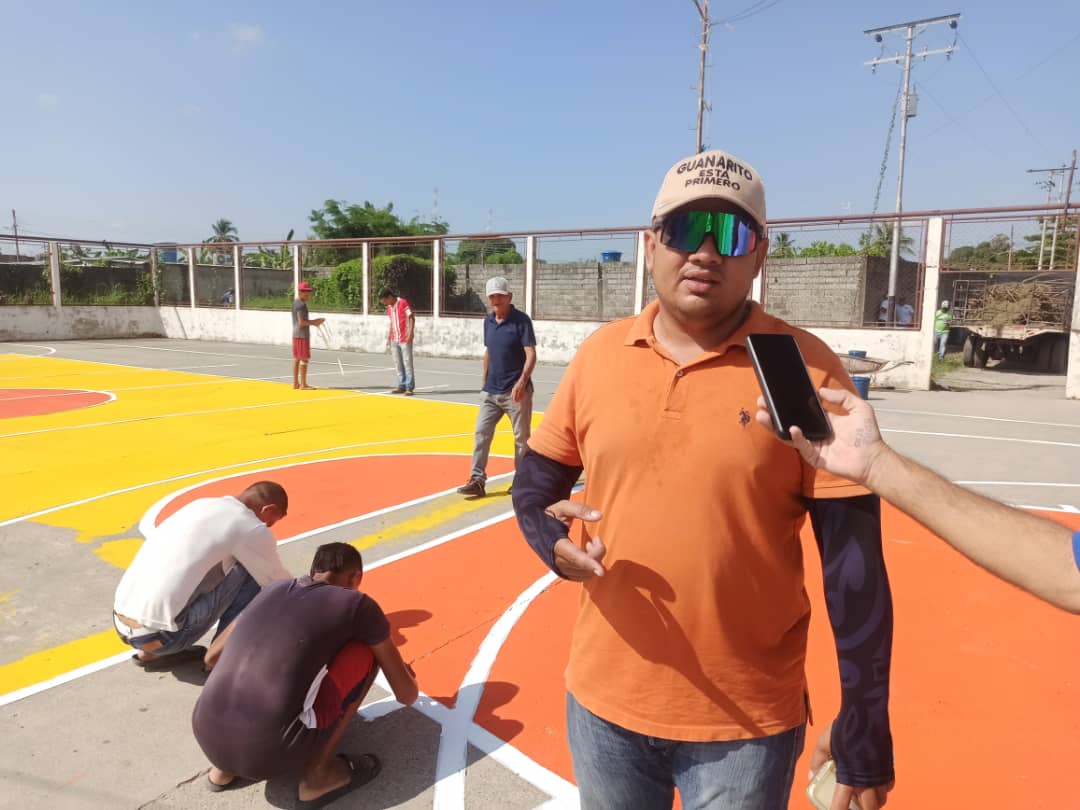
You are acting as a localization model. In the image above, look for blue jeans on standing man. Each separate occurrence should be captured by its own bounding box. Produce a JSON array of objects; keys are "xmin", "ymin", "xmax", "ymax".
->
[
  {"xmin": 391, "ymin": 341, "xmax": 415, "ymax": 391},
  {"xmin": 566, "ymin": 692, "xmax": 806, "ymax": 810},
  {"xmin": 935, "ymin": 330, "xmax": 949, "ymax": 359},
  {"xmin": 470, "ymin": 386, "xmax": 533, "ymax": 483}
]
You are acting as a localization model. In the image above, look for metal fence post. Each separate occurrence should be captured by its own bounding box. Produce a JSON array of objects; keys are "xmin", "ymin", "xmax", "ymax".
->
[
  {"xmin": 362, "ymin": 242, "xmax": 370, "ymax": 316},
  {"xmin": 48, "ymin": 241, "xmax": 62, "ymax": 308},
  {"xmin": 1067, "ymin": 212, "xmax": 1080, "ymax": 398},
  {"xmin": 188, "ymin": 248, "xmax": 197, "ymax": 308},
  {"xmin": 232, "ymin": 244, "xmax": 241, "ymax": 310},
  {"xmin": 292, "ymin": 243, "xmax": 301, "ymax": 295},
  {"xmin": 432, "ymin": 239, "xmax": 442, "ymax": 319},
  {"xmin": 150, "ymin": 248, "xmax": 160, "ymax": 307},
  {"xmin": 525, "ymin": 236, "xmax": 536, "ymax": 317},
  {"xmin": 633, "ymin": 231, "xmax": 646, "ymax": 314}
]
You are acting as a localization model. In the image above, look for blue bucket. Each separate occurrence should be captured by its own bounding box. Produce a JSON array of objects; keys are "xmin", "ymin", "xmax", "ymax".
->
[
  {"xmin": 600, "ymin": 251, "xmax": 622, "ymax": 262},
  {"xmin": 852, "ymin": 376, "xmax": 871, "ymax": 400}
]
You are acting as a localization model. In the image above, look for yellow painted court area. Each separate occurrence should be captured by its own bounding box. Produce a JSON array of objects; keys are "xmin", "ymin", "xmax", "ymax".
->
[{"xmin": 0, "ymin": 353, "xmax": 526, "ymax": 698}]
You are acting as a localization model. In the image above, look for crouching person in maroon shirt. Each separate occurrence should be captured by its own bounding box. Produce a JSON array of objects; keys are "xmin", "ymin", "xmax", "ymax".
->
[{"xmin": 192, "ymin": 542, "xmax": 418, "ymax": 807}]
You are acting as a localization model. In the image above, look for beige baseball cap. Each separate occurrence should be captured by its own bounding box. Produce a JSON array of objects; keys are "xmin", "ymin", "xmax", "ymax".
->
[
  {"xmin": 486, "ymin": 276, "xmax": 511, "ymax": 296},
  {"xmin": 651, "ymin": 149, "xmax": 766, "ymax": 230}
]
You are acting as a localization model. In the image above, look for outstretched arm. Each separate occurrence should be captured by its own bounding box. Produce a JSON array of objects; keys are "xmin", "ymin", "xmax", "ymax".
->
[{"xmin": 758, "ymin": 388, "xmax": 1080, "ymax": 613}]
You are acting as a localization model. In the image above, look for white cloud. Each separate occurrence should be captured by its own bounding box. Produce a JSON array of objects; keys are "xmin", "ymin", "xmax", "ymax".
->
[
  {"xmin": 37, "ymin": 92, "xmax": 59, "ymax": 111},
  {"xmin": 228, "ymin": 23, "xmax": 266, "ymax": 52}
]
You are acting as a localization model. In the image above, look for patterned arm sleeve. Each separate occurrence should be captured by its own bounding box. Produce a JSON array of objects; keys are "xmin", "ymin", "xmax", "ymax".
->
[
  {"xmin": 511, "ymin": 449, "xmax": 583, "ymax": 576},
  {"xmin": 806, "ymin": 494, "xmax": 895, "ymax": 787}
]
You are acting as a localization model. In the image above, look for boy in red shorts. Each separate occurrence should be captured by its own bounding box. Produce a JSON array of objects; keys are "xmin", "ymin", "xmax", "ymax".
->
[{"xmin": 292, "ymin": 282, "xmax": 325, "ymax": 389}]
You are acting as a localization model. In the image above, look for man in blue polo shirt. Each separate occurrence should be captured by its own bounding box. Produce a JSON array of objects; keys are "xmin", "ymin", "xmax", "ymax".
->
[{"xmin": 457, "ymin": 276, "xmax": 537, "ymax": 498}]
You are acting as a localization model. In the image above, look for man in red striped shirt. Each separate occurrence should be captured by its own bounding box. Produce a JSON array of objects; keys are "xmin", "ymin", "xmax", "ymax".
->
[{"xmin": 381, "ymin": 288, "xmax": 415, "ymax": 395}]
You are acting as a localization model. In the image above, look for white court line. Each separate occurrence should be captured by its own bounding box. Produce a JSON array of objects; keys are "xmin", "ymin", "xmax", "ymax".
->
[
  {"xmin": 60, "ymin": 340, "xmax": 387, "ymax": 370},
  {"xmin": 433, "ymin": 571, "xmax": 558, "ymax": 810},
  {"xmin": 137, "ymin": 451, "xmax": 513, "ymax": 541},
  {"xmin": 881, "ymin": 428, "xmax": 1080, "ymax": 450},
  {"xmin": 0, "ymin": 344, "xmax": 56, "ymax": 356},
  {"xmin": 0, "ymin": 363, "xmax": 241, "ymax": 381},
  {"xmin": 0, "ymin": 390, "xmax": 369, "ymax": 439},
  {"xmin": 0, "ymin": 509, "xmax": 519, "ymax": 707},
  {"xmin": 0, "ymin": 432, "xmax": 489, "ymax": 529},
  {"xmin": 953, "ymin": 481, "xmax": 1080, "ymax": 488},
  {"xmin": 361, "ymin": 684, "xmax": 578, "ymax": 807},
  {"xmin": 878, "ymin": 407, "xmax": 1080, "ymax": 431}
]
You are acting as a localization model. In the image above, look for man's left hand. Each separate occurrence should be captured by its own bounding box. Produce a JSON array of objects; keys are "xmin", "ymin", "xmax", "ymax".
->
[
  {"xmin": 810, "ymin": 721, "xmax": 894, "ymax": 809},
  {"xmin": 511, "ymin": 379, "xmax": 528, "ymax": 402}
]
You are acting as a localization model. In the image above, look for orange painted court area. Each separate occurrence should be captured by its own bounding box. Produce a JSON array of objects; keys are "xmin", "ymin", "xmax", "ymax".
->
[
  {"xmin": 0, "ymin": 387, "xmax": 112, "ymax": 418},
  {"xmin": 153, "ymin": 454, "xmax": 516, "ymax": 537},
  {"xmin": 354, "ymin": 476, "xmax": 1080, "ymax": 808}
]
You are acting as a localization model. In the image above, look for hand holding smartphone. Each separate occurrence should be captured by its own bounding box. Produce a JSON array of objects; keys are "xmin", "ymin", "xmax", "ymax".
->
[
  {"xmin": 806, "ymin": 760, "xmax": 859, "ymax": 810},
  {"xmin": 745, "ymin": 333, "xmax": 833, "ymax": 442}
]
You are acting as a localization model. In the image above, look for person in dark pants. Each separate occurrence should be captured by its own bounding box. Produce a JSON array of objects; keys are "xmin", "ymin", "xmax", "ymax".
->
[
  {"xmin": 456, "ymin": 276, "xmax": 537, "ymax": 498},
  {"xmin": 192, "ymin": 543, "xmax": 418, "ymax": 807}
]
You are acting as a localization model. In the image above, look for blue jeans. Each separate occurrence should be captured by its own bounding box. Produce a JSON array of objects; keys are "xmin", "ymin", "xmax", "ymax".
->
[
  {"xmin": 120, "ymin": 564, "xmax": 260, "ymax": 657},
  {"xmin": 566, "ymin": 692, "xmax": 805, "ymax": 810},
  {"xmin": 391, "ymin": 341, "xmax": 415, "ymax": 390},
  {"xmin": 935, "ymin": 331, "xmax": 948, "ymax": 359},
  {"xmin": 470, "ymin": 387, "xmax": 533, "ymax": 482}
]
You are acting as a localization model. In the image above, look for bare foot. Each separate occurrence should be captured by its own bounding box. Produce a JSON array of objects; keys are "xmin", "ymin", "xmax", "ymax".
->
[
  {"xmin": 299, "ymin": 385, "xmax": 316, "ymax": 390},
  {"xmin": 297, "ymin": 756, "xmax": 350, "ymax": 802},
  {"xmin": 134, "ymin": 651, "xmax": 161, "ymax": 663},
  {"xmin": 208, "ymin": 766, "xmax": 235, "ymax": 789},
  {"xmin": 293, "ymin": 383, "xmax": 300, "ymax": 389}
]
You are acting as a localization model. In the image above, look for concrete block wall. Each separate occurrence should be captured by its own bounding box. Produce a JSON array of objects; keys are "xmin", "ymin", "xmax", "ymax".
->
[{"xmin": 763, "ymin": 256, "xmax": 866, "ymax": 326}]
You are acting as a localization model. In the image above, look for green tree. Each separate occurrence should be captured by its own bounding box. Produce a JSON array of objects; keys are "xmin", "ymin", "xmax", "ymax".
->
[
  {"xmin": 769, "ymin": 232, "xmax": 797, "ymax": 258},
  {"xmin": 859, "ymin": 224, "xmax": 914, "ymax": 257},
  {"xmin": 799, "ymin": 240, "xmax": 858, "ymax": 257},
  {"xmin": 451, "ymin": 238, "xmax": 518, "ymax": 264}
]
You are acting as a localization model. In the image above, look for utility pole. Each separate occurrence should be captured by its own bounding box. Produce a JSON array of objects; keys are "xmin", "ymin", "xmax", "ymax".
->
[
  {"xmin": 10, "ymin": 209, "xmax": 19, "ymax": 260},
  {"xmin": 1028, "ymin": 165, "xmax": 1067, "ymax": 271},
  {"xmin": 865, "ymin": 13, "xmax": 959, "ymax": 323},
  {"xmin": 691, "ymin": 0, "xmax": 711, "ymax": 154}
]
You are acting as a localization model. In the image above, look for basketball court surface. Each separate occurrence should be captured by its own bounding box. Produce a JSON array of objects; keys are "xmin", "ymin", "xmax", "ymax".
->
[{"xmin": 1, "ymin": 338, "xmax": 1078, "ymax": 809}]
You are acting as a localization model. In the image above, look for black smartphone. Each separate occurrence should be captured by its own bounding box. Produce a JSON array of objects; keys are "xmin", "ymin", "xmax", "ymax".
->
[{"xmin": 745, "ymin": 333, "xmax": 833, "ymax": 441}]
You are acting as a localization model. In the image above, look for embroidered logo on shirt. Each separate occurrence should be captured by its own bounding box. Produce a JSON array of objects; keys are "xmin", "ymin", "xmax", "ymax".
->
[{"xmin": 739, "ymin": 408, "xmax": 751, "ymax": 426}]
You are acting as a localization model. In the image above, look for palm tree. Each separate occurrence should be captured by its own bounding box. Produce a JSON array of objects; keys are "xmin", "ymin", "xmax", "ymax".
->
[
  {"xmin": 770, "ymin": 232, "xmax": 797, "ymax": 258},
  {"xmin": 859, "ymin": 224, "xmax": 915, "ymax": 257},
  {"xmin": 204, "ymin": 219, "xmax": 239, "ymax": 265},
  {"xmin": 205, "ymin": 218, "xmax": 239, "ymax": 244}
]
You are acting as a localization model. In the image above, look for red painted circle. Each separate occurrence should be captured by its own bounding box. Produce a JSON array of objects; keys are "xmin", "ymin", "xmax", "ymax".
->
[{"xmin": 0, "ymin": 388, "xmax": 112, "ymax": 419}]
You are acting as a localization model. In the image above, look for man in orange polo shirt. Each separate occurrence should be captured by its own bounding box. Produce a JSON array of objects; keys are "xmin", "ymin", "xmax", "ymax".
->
[{"xmin": 512, "ymin": 150, "xmax": 896, "ymax": 810}]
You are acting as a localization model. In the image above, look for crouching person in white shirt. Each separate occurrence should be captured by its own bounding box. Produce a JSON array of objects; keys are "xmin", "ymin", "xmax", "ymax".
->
[{"xmin": 112, "ymin": 481, "xmax": 293, "ymax": 670}]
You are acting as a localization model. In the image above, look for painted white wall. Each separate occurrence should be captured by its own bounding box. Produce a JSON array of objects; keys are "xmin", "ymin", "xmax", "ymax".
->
[
  {"xmin": 0, "ymin": 305, "xmax": 165, "ymax": 341},
  {"xmin": 5, "ymin": 304, "xmax": 935, "ymax": 387}
]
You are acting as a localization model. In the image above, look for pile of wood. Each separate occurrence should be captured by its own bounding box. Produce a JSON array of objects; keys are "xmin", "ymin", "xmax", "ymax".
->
[{"xmin": 968, "ymin": 278, "xmax": 1071, "ymax": 327}]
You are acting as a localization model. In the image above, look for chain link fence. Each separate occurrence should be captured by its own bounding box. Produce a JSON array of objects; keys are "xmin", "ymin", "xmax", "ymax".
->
[
  {"xmin": 763, "ymin": 218, "xmax": 927, "ymax": 328},
  {"xmin": 0, "ymin": 236, "xmax": 52, "ymax": 305},
  {"xmin": 534, "ymin": 233, "xmax": 638, "ymax": 321},
  {"xmin": 442, "ymin": 236, "xmax": 527, "ymax": 317}
]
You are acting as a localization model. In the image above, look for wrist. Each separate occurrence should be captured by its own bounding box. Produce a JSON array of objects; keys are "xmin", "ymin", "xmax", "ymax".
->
[{"xmin": 863, "ymin": 443, "xmax": 900, "ymax": 494}]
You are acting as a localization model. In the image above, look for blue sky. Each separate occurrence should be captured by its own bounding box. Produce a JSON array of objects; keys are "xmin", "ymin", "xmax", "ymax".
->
[{"xmin": 1, "ymin": 0, "xmax": 1078, "ymax": 244}]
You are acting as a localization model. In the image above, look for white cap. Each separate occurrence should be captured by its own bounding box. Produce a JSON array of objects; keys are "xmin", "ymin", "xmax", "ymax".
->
[
  {"xmin": 486, "ymin": 277, "xmax": 511, "ymax": 296},
  {"xmin": 941, "ymin": 300, "xmax": 949, "ymax": 307},
  {"xmin": 651, "ymin": 149, "xmax": 766, "ymax": 229}
]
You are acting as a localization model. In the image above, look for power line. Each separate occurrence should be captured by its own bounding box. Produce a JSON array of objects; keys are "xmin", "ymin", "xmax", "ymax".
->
[
  {"xmin": 915, "ymin": 80, "xmax": 1009, "ymax": 161},
  {"xmin": 955, "ymin": 31, "xmax": 1044, "ymax": 149}
]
